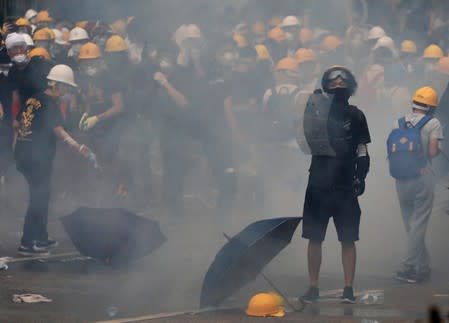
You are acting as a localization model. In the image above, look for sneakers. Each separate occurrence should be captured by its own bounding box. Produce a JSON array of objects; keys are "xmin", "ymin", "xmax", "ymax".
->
[
  {"xmin": 17, "ymin": 244, "xmax": 50, "ymax": 257},
  {"xmin": 341, "ymin": 286, "xmax": 356, "ymax": 304},
  {"xmin": 395, "ymin": 267, "xmax": 431, "ymax": 284},
  {"xmin": 35, "ymin": 239, "xmax": 59, "ymax": 249},
  {"xmin": 300, "ymin": 287, "xmax": 319, "ymax": 303}
]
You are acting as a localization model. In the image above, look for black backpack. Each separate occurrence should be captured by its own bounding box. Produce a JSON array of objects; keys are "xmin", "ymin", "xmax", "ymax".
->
[{"xmin": 263, "ymin": 86, "xmax": 301, "ymax": 141}]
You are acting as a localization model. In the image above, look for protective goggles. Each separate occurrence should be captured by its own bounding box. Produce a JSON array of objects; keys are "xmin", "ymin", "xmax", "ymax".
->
[{"xmin": 326, "ymin": 69, "xmax": 350, "ymax": 82}]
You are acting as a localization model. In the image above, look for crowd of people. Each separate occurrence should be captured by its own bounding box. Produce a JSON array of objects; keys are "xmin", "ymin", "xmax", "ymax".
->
[{"xmin": 0, "ymin": 2, "xmax": 448, "ymax": 304}]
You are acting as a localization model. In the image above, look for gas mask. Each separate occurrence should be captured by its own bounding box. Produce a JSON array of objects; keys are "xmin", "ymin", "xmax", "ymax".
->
[{"xmin": 12, "ymin": 54, "xmax": 29, "ymax": 65}]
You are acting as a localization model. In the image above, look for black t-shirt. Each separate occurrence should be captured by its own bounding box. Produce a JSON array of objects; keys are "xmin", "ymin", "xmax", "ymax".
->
[
  {"xmin": 8, "ymin": 57, "xmax": 53, "ymax": 110},
  {"xmin": 16, "ymin": 92, "xmax": 63, "ymax": 161},
  {"xmin": 308, "ymin": 103, "xmax": 371, "ymax": 189}
]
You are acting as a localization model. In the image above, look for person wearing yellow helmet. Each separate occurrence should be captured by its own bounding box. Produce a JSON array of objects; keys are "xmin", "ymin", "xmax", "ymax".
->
[
  {"xmin": 387, "ymin": 86, "xmax": 442, "ymax": 284},
  {"xmin": 16, "ymin": 18, "xmax": 32, "ymax": 35},
  {"xmin": 103, "ymin": 34, "xmax": 129, "ymax": 70}
]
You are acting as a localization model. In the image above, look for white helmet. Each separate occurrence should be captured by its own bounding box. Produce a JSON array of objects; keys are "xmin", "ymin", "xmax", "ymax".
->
[
  {"xmin": 173, "ymin": 24, "xmax": 189, "ymax": 46},
  {"xmin": 185, "ymin": 24, "xmax": 202, "ymax": 39},
  {"xmin": 5, "ymin": 33, "xmax": 26, "ymax": 49},
  {"xmin": 22, "ymin": 33, "xmax": 34, "ymax": 47},
  {"xmin": 52, "ymin": 29, "xmax": 68, "ymax": 45},
  {"xmin": 69, "ymin": 27, "xmax": 89, "ymax": 42},
  {"xmin": 281, "ymin": 15, "xmax": 301, "ymax": 28},
  {"xmin": 373, "ymin": 36, "xmax": 395, "ymax": 52},
  {"xmin": 367, "ymin": 26, "xmax": 385, "ymax": 40},
  {"xmin": 25, "ymin": 9, "xmax": 37, "ymax": 20},
  {"xmin": 47, "ymin": 64, "xmax": 77, "ymax": 87}
]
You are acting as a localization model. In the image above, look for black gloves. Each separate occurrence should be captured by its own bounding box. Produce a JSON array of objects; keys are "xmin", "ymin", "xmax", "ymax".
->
[{"xmin": 353, "ymin": 155, "xmax": 370, "ymax": 197}]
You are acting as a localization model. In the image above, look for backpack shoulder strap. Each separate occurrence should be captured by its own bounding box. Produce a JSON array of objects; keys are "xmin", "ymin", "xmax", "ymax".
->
[
  {"xmin": 415, "ymin": 115, "xmax": 433, "ymax": 129},
  {"xmin": 398, "ymin": 117, "xmax": 406, "ymax": 129}
]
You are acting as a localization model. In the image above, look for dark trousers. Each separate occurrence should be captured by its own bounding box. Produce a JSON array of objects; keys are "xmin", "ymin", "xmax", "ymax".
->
[{"xmin": 15, "ymin": 143, "xmax": 53, "ymax": 246}]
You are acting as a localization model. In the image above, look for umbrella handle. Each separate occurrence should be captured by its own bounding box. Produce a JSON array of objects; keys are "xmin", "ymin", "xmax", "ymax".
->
[{"xmin": 222, "ymin": 232, "xmax": 304, "ymax": 312}]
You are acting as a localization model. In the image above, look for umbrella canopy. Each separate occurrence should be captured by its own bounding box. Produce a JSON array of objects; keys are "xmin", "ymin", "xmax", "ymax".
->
[
  {"xmin": 200, "ymin": 217, "xmax": 302, "ymax": 308},
  {"xmin": 61, "ymin": 207, "xmax": 165, "ymax": 265}
]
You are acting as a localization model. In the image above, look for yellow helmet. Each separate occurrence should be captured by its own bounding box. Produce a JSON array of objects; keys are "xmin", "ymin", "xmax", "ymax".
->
[
  {"xmin": 267, "ymin": 27, "xmax": 286, "ymax": 43},
  {"xmin": 321, "ymin": 35, "xmax": 343, "ymax": 52},
  {"xmin": 400, "ymin": 40, "xmax": 417, "ymax": 54},
  {"xmin": 33, "ymin": 29, "xmax": 52, "ymax": 41},
  {"xmin": 254, "ymin": 44, "xmax": 270, "ymax": 61},
  {"xmin": 299, "ymin": 28, "xmax": 314, "ymax": 44},
  {"xmin": 233, "ymin": 33, "xmax": 248, "ymax": 48},
  {"xmin": 42, "ymin": 27, "xmax": 55, "ymax": 40},
  {"xmin": 246, "ymin": 293, "xmax": 285, "ymax": 317},
  {"xmin": 29, "ymin": 47, "xmax": 51, "ymax": 60},
  {"xmin": 16, "ymin": 18, "xmax": 31, "ymax": 27},
  {"xmin": 105, "ymin": 35, "xmax": 128, "ymax": 52},
  {"xmin": 78, "ymin": 42, "xmax": 102, "ymax": 60},
  {"xmin": 252, "ymin": 22, "xmax": 265, "ymax": 36},
  {"xmin": 412, "ymin": 86, "xmax": 438, "ymax": 109},
  {"xmin": 36, "ymin": 10, "xmax": 53, "ymax": 23},
  {"xmin": 110, "ymin": 19, "xmax": 127, "ymax": 35},
  {"xmin": 437, "ymin": 57, "xmax": 449, "ymax": 75},
  {"xmin": 422, "ymin": 44, "xmax": 444, "ymax": 59},
  {"xmin": 275, "ymin": 57, "xmax": 298, "ymax": 72},
  {"xmin": 295, "ymin": 48, "xmax": 316, "ymax": 64}
]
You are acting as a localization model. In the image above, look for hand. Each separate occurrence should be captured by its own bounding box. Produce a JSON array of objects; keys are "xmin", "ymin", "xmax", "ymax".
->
[
  {"xmin": 153, "ymin": 72, "xmax": 168, "ymax": 85},
  {"xmin": 78, "ymin": 144, "xmax": 92, "ymax": 157},
  {"xmin": 81, "ymin": 115, "xmax": 99, "ymax": 131},
  {"xmin": 352, "ymin": 178, "xmax": 365, "ymax": 197}
]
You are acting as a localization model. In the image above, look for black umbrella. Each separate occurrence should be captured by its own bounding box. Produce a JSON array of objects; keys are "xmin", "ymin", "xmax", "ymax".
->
[
  {"xmin": 61, "ymin": 207, "xmax": 166, "ymax": 265},
  {"xmin": 200, "ymin": 217, "xmax": 302, "ymax": 308}
]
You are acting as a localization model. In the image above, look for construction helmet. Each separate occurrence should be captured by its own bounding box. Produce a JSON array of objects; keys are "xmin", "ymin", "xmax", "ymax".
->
[
  {"xmin": 78, "ymin": 42, "xmax": 101, "ymax": 60},
  {"xmin": 62, "ymin": 29, "xmax": 70, "ymax": 42},
  {"xmin": 373, "ymin": 36, "xmax": 395, "ymax": 52},
  {"xmin": 367, "ymin": 26, "xmax": 386, "ymax": 40},
  {"xmin": 437, "ymin": 57, "xmax": 449, "ymax": 75},
  {"xmin": 254, "ymin": 44, "xmax": 270, "ymax": 61},
  {"xmin": 275, "ymin": 57, "xmax": 298, "ymax": 72},
  {"xmin": 16, "ymin": 18, "xmax": 31, "ymax": 27},
  {"xmin": 42, "ymin": 27, "xmax": 55, "ymax": 40},
  {"xmin": 280, "ymin": 15, "xmax": 301, "ymax": 28},
  {"xmin": 321, "ymin": 35, "xmax": 343, "ymax": 52},
  {"xmin": 185, "ymin": 24, "xmax": 202, "ymax": 39},
  {"xmin": 267, "ymin": 291, "xmax": 285, "ymax": 310},
  {"xmin": 36, "ymin": 10, "xmax": 53, "ymax": 23},
  {"xmin": 53, "ymin": 29, "xmax": 68, "ymax": 45},
  {"xmin": 299, "ymin": 28, "xmax": 314, "ymax": 44},
  {"xmin": 69, "ymin": 27, "xmax": 89, "ymax": 42},
  {"xmin": 321, "ymin": 65, "xmax": 357, "ymax": 95},
  {"xmin": 105, "ymin": 35, "xmax": 128, "ymax": 52},
  {"xmin": 29, "ymin": 47, "xmax": 51, "ymax": 60},
  {"xmin": 25, "ymin": 9, "xmax": 37, "ymax": 20},
  {"xmin": 246, "ymin": 293, "xmax": 285, "ymax": 317},
  {"xmin": 267, "ymin": 27, "xmax": 286, "ymax": 43},
  {"xmin": 47, "ymin": 64, "xmax": 77, "ymax": 87},
  {"xmin": 269, "ymin": 16, "xmax": 283, "ymax": 28},
  {"xmin": 233, "ymin": 33, "xmax": 248, "ymax": 48},
  {"xmin": 422, "ymin": 44, "xmax": 444, "ymax": 59},
  {"xmin": 252, "ymin": 22, "xmax": 265, "ymax": 36},
  {"xmin": 110, "ymin": 19, "xmax": 127, "ymax": 35},
  {"xmin": 22, "ymin": 34, "xmax": 34, "ymax": 47},
  {"xmin": 400, "ymin": 40, "xmax": 417, "ymax": 54},
  {"xmin": 295, "ymin": 48, "xmax": 316, "ymax": 64},
  {"xmin": 33, "ymin": 29, "xmax": 51, "ymax": 41},
  {"xmin": 412, "ymin": 86, "xmax": 438, "ymax": 110},
  {"xmin": 76, "ymin": 21, "xmax": 89, "ymax": 29}
]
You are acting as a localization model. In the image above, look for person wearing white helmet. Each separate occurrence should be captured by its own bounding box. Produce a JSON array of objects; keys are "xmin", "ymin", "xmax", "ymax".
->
[
  {"xmin": 280, "ymin": 15, "xmax": 301, "ymax": 55},
  {"xmin": 367, "ymin": 26, "xmax": 386, "ymax": 48},
  {"xmin": 21, "ymin": 33, "xmax": 35, "ymax": 50},
  {"xmin": 14, "ymin": 64, "xmax": 95, "ymax": 256},
  {"xmin": 50, "ymin": 28, "xmax": 70, "ymax": 63},
  {"xmin": 68, "ymin": 27, "xmax": 89, "ymax": 59},
  {"xmin": 25, "ymin": 9, "xmax": 37, "ymax": 29}
]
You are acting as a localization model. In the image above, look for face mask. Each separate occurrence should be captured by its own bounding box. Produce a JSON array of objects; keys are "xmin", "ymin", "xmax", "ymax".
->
[
  {"xmin": 12, "ymin": 54, "xmax": 29, "ymax": 65},
  {"xmin": 84, "ymin": 66, "xmax": 99, "ymax": 76},
  {"xmin": 285, "ymin": 32, "xmax": 295, "ymax": 42},
  {"xmin": 328, "ymin": 87, "xmax": 350, "ymax": 102}
]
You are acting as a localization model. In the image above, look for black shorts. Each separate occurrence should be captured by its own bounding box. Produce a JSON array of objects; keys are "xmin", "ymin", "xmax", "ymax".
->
[{"xmin": 302, "ymin": 184, "xmax": 361, "ymax": 242}]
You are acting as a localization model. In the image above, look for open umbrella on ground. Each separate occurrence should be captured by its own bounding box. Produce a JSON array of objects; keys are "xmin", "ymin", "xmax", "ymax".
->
[
  {"xmin": 61, "ymin": 207, "xmax": 165, "ymax": 265},
  {"xmin": 200, "ymin": 217, "xmax": 302, "ymax": 309}
]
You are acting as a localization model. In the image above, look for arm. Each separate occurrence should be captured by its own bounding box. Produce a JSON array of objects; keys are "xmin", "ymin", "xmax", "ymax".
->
[
  {"xmin": 428, "ymin": 137, "xmax": 440, "ymax": 158},
  {"xmin": 154, "ymin": 72, "xmax": 188, "ymax": 108},
  {"xmin": 97, "ymin": 91, "xmax": 124, "ymax": 121}
]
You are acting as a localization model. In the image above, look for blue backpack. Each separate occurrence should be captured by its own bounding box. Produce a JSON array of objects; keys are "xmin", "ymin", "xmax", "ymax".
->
[{"xmin": 386, "ymin": 115, "xmax": 432, "ymax": 179}]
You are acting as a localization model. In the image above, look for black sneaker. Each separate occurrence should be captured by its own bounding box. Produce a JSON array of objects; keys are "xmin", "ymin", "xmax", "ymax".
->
[
  {"xmin": 395, "ymin": 266, "xmax": 419, "ymax": 283},
  {"xmin": 35, "ymin": 239, "xmax": 58, "ymax": 249},
  {"xmin": 300, "ymin": 287, "xmax": 319, "ymax": 303},
  {"xmin": 342, "ymin": 287, "xmax": 356, "ymax": 304},
  {"xmin": 17, "ymin": 244, "xmax": 50, "ymax": 257}
]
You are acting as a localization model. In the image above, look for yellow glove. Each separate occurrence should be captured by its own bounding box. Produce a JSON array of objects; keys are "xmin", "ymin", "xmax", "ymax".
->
[{"xmin": 82, "ymin": 115, "xmax": 99, "ymax": 131}]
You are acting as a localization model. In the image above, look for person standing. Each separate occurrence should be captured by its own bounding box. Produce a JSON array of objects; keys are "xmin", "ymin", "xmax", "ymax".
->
[
  {"xmin": 299, "ymin": 66, "xmax": 371, "ymax": 304},
  {"xmin": 387, "ymin": 86, "xmax": 443, "ymax": 283}
]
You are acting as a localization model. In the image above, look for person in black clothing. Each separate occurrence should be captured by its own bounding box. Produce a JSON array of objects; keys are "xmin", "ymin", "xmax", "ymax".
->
[
  {"xmin": 14, "ymin": 64, "xmax": 94, "ymax": 256},
  {"xmin": 300, "ymin": 66, "xmax": 371, "ymax": 304}
]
